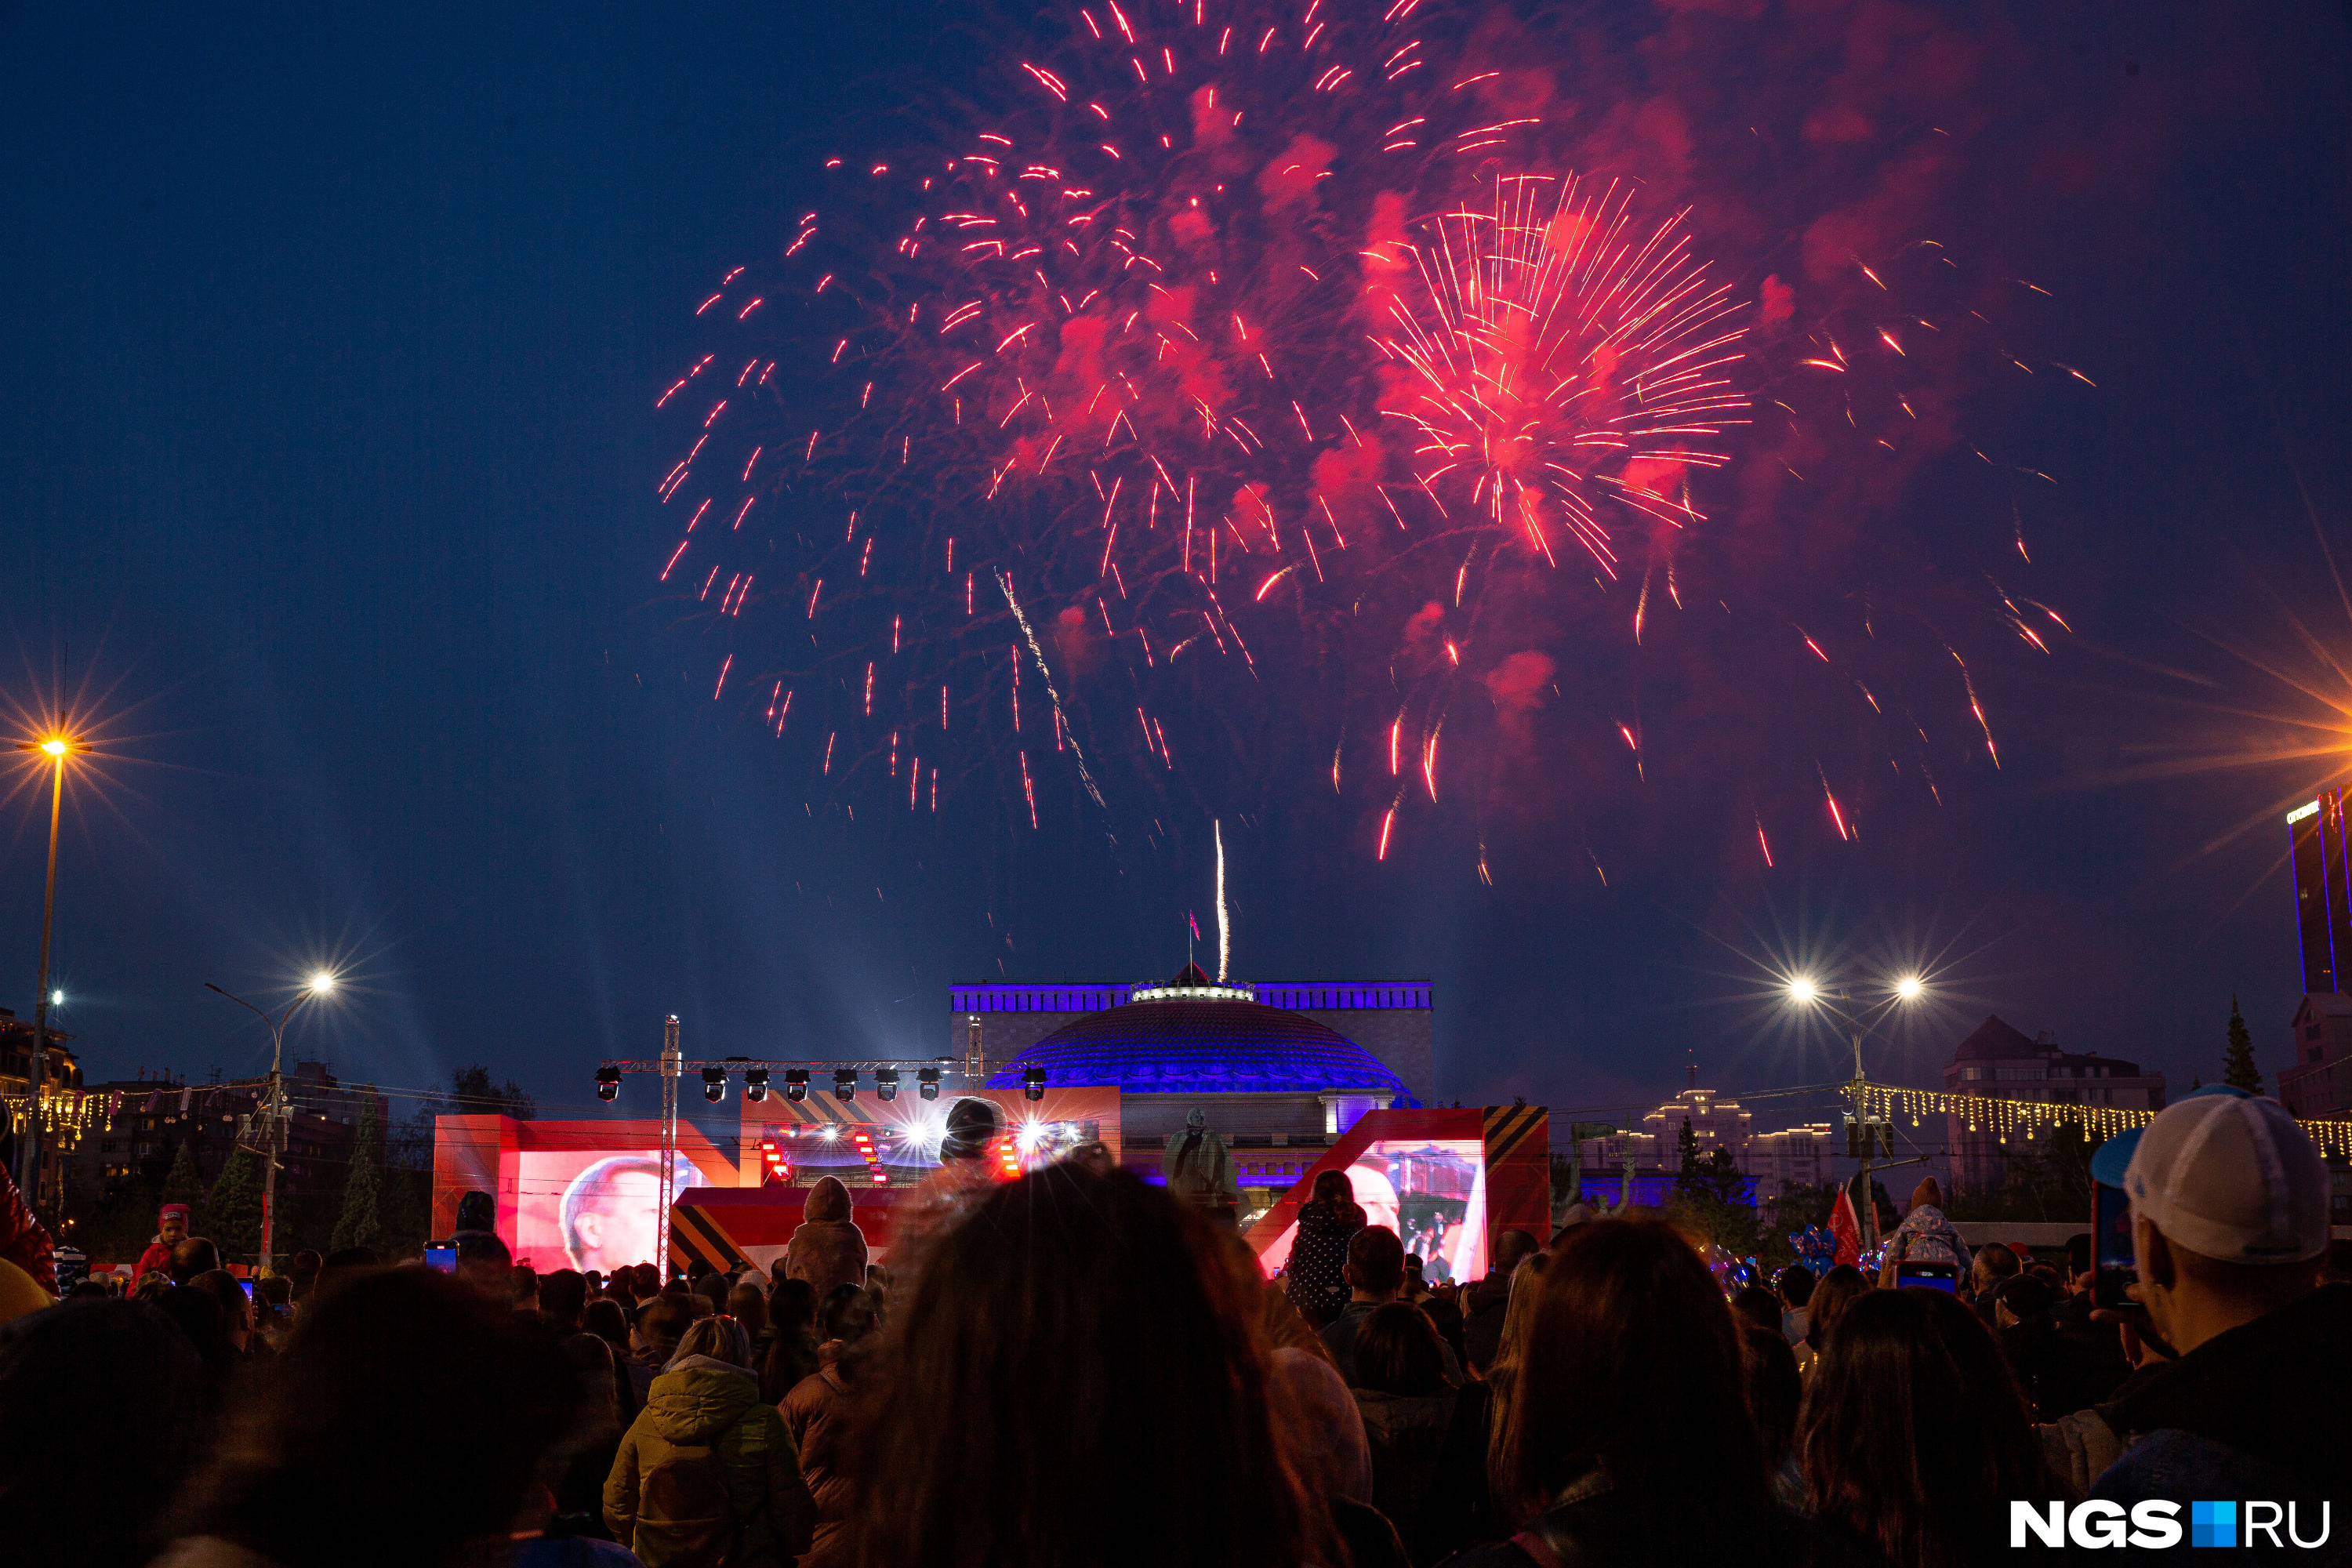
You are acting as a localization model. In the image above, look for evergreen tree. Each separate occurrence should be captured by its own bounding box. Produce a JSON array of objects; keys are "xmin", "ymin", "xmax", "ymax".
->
[
  {"xmin": 441, "ymin": 1065, "xmax": 535, "ymax": 1121},
  {"xmin": 330, "ymin": 1091, "xmax": 385, "ymax": 1254},
  {"xmin": 201, "ymin": 1145, "xmax": 264, "ymax": 1260},
  {"xmin": 158, "ymin": 1140, "xmax": 205, "ymax": 1218},
  {"xmin": 2223, "ymin": 996, "xmax": 2263, "ymax": 1094},
  {"xmin": 376, "ymin": 1163, "xmax": 428, "ymax": 1261}
]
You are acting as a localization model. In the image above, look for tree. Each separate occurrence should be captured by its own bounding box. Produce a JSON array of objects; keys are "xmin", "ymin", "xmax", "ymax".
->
[
  {"xmin": 441, "ymin": 1065, "xmax": 535, "ymax": 1122},
  {"xmin": 329, "ymin": 1092, "xmax": 385, "ymax": 1254},
  {"xmin": 201, "ymin": 1145, "xmax": 263, "ymax": 1261},
  {"xmin": 2223, "ymin": 996, "xmax": 2263, "ymax": 1094},
  {"xmin": 376, "ymin": 1163, "xmax": 429, "ymax": 1261},
  {"xmin": 158, "ymin": 1141, "xmax": 205, "ymax": 1218}
]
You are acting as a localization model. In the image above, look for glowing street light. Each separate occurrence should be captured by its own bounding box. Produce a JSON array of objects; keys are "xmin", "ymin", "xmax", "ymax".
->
[
  {"xmin": 1783, "ymin": 971, "xmax": 1927, "ymax": 1082},
  {"xmin": 13, "ymin": 728, "xmax": 89, "ymax": 1211},
  {"xmin": 205, "ymin": 971, "xmax": 340, "ymax": 1272}
]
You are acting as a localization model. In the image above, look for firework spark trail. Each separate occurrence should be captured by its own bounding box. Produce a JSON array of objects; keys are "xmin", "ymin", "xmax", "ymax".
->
[
  {"xmin": 999, "ymin": 569, "xmax": 1105, "ymax": 808},
  {"xmin": 1214, "ymin": 816, "xmax": 1230, "ymax": 982}
]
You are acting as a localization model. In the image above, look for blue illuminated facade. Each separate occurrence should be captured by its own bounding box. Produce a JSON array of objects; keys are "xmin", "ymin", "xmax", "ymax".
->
[{"xmin": 985, "ymin": 971, "xmax": 1410, "ymax": 1097}]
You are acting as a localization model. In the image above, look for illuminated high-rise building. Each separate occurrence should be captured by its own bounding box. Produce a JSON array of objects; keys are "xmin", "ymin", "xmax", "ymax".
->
[{"xmin": 2288, "ymin": 790, "xmax": 2352, "ymax": 996}]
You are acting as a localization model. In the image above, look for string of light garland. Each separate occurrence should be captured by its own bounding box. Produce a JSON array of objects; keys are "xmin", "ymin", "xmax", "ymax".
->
[
  {"xmin": 1857, "ymin": 1082, "xmax": 2352, "ymax": 1160},
  {"xmin": 2, "ymin": 1085, "xmax": 104, "ymax": 1146}
]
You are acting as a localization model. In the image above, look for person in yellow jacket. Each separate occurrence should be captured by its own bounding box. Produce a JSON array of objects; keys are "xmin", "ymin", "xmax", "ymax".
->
[{"xmin": 604, "ymin": 1313, "xmax": 816, "ymax": 1567}]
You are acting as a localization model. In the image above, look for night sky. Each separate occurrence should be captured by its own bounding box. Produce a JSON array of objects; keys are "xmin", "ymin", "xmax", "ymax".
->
[{"xmin": 2, "ymin": 2, "xmax": 2348, "ymax": 1138}]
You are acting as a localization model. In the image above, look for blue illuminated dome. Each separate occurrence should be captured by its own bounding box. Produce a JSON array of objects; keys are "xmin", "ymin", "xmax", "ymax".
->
[{"xmin": 989, "ymin": 964, "xmax": 1408, "ymax": 1096}]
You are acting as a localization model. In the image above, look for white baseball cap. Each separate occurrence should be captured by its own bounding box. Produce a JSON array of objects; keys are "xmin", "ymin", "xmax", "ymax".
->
[{"xmin": 2120, "ymin": 1090, "xmax": 2331, "ymax": 1265}]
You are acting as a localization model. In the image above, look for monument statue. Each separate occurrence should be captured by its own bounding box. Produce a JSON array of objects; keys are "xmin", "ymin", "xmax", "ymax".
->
[{"xmin": 1161, "ymin": 1105, "xmax": 1239, "ymax": 1218}]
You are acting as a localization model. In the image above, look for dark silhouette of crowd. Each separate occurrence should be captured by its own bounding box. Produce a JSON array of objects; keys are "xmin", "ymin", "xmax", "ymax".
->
[{"xmin": 2, "ymin": 1086, "xmax": 2343, "ymax": 1567}]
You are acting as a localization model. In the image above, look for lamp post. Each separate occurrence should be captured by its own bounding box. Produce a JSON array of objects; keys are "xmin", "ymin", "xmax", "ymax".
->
[
  {"xmin": 205, "ymin": 972, "xmax": 336, "ymax": 1273},
  {"xmin": 13, "ymin": 731, "xmax": 85, "ymax": 1214},
  {"xmin": 1785, "ymin": 971, "xmax": 1925, "ymax": 1248}
]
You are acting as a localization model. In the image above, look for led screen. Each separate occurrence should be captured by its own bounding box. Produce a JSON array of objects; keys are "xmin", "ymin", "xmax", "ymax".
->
[
  {"xmin": 1257, "ymin": 1138, "xmax": 1488, "ymax": 1285},
  {"xmin": 514, "ymin": 1149, "xmax": 727, "ymax": 1274}
]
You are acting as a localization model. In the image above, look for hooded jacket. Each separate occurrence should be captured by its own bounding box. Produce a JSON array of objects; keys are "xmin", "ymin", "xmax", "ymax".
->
[
  {"xmin": 779, "ymin": 1351, "xmax": 858, "ymax": 1568},
  {"xmin": 1879, "ymin": 1202, "xmax": 1971, "ymax": 1274},
  {"xmin": 603, "ymin": 1356, "xmax": 817, "ymax": 1568},
  {"xmin": 2085, "ymin": 1283, "xmax": 2352, "ymax": 1530},
  {"xmin": 1352, "ymin": 1384, "xmax": 1459, "ymax": 1561},
  {"xmin": 786, "ymin": 1178, "xmax": 870, "ymax": 1300}
]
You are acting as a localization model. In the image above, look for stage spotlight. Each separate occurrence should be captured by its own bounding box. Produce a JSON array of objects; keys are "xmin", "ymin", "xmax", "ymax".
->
[
  {"xmin": 745, "ymin": 1067, "xmax": 770, "ymax": 1102},
  {"xmin": 594, "ymin": 1065, "xmax": 620, "ymax": 1102},
  {"xmin": 917, "ymin": 1066, "xmax": 941, "ymax": 1101},
  {"xmin": 1022, "ymin": 1066, "xmax": 1047, "ymax": 1102},
  {"xmin": 784, "ymin": 1069, "xmax": 808, "ymax": 1103},
  {"xmin": 833, "ymin": 1069, "xmax": 858, "ymax": 1102},
  {"xmin": 701, "ymin": 1066, "xmax": 728, "ymax": 1104},
  {"xmin": 875, "ymin": 1067, "xmax": 899, "ymax": 1101}
]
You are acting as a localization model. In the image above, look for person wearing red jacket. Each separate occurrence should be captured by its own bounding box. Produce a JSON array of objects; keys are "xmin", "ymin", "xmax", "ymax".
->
[
  {"xmin": 132, "ymin": 1203, "xmax": 189, "ymax": 1283},
  {"xmin": 0, "ymin": 1160, "xmax": 56, "ymax": 1305}
]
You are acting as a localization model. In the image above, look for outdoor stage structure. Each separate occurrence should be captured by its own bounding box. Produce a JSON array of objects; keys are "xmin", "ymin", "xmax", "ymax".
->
[
  {"xmin": 430, "ymin": 1091, "xmax": 1549, "ymax": 1280},
  {"xmin": 435, "ymin": 1100, "xmax": 1552, "ymax": 1279},
  {"xmin": 430, "ymin": 971, "xmax": 1553, "ymax": 1279}
]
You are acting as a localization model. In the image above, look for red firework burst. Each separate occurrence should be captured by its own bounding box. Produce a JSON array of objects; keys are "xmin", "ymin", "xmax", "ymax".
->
[{"xmin": 1374, "ymin": 172, "xmax": 1749, "ymax": 575}]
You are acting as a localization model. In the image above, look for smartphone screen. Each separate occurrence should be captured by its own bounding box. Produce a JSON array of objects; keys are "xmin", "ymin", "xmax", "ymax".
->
[
  {"xmin": 239, "ymin": 1279, "xmax": 255, "ymax": 1301},
  {"xmin": 1894, "ymin": 1260, "xmax": 1959, "ymax": 1292},
  {"xmin": 2093, "ymin": 1180, "xmax": 2137, "ymax": 1308},
  {"xmin": 424, "ymin": 1244, "xmax": 459, "ymax": 1275}
]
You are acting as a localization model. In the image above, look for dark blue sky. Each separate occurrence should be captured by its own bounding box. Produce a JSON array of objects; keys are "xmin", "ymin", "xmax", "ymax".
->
[{"xmin": 2, "ymin": 2, "xmax": 2347, "ymax": 1134}]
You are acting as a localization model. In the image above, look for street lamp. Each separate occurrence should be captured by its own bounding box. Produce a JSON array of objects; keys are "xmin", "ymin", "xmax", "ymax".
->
[
  {"xmin": 205, "ymin": 972, "xmax": 339, "ymax": 1273},
  {"xmin": 1783, "ymin": 972, "xmax": 1925, "ymax": 1083},
  {"xmin": 1784, "ymin": 970, "xmax": 1929, "ymax": 1250},
  {"xmin": 13, "ymin": 730, "xmax": 87, "ymax": 1214}
]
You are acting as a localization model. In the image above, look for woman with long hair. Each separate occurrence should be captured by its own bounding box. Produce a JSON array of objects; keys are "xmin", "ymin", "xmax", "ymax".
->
[
  {"xmin": 1804, "ymin": 1264, "xmax": 1874, "ymax": 1363},
  {"xmin": 844, "ymin": 1162, "xmax": 1338, "ymax": 1568},
  {"xmin": 1477, "ymin": 1250, "xmax": 1548, "ymax": 1525},
  {"xmin": 1447, "ymin": 1222, "xmax": 1881, "ymax": 1568},
  {"xmin": 1802, "ymin": 1287, "xmax": 2058, "ymax": 1566},
  {"xmin": 1283, "ymin": 1169, "xmax": 1368, "ymax": 1328}
]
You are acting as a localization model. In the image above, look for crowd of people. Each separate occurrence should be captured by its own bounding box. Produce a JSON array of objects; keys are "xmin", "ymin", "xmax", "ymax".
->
[{"xmin": 0, "ymin": 1083, "xmax": 2344, "ymax": 1566}]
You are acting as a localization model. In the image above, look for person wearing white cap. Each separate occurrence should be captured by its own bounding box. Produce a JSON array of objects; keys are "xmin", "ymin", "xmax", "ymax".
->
[{"xmin": 2074, "ymin": 1086, "xmax": 2347, "ymax": 1522}]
